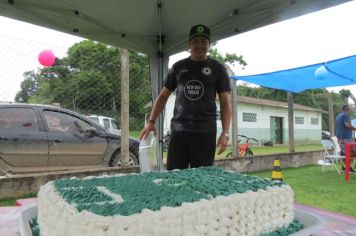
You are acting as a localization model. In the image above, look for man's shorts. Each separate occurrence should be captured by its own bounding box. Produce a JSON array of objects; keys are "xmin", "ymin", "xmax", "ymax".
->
[
  {"xmin": 338, "ymin": 139, "xmax": 356, "ymax": 156},
  {"xmin": 166, "ymin": 131, "xmax": 216, "ymax": 170}
]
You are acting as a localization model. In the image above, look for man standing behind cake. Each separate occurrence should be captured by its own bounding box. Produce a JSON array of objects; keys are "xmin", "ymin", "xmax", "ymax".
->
[
  {"xmin": 140, "ymin": 24, "xmax": 232, "ymax": 170},
  {"xmin": 335, "ymin": 104, "xmax": 356, "ymax": 172}
]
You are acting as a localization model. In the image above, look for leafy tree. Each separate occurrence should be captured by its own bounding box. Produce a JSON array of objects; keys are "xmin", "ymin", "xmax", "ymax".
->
[
  {"xmin": 15, "ymin": 71, "xmax": 42, "ymax": 103},
  {"xmin": 15, "ymin": 40, "xmax": 151, "ymax": 129},
  {"xmin": 208, "ymin": 44, "xmax": 247, "ymax": 67}
]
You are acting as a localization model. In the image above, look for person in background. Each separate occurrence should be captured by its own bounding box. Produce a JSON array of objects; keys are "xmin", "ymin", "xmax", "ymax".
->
[
  {"xmin": 335, "ymin": 104, "xmax": 356, "ymax": 172},
  {"xmin": 140, "ymin": 24, "xmax": 232, "ymax": 170}
]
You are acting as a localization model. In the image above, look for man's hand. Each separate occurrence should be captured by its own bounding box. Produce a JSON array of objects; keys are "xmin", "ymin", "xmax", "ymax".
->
[
  {"xmin": 139, "ymin": 122, "xmax": 156, "ymax": 140},
  {"xmin": 216, "ymin": 134, "xmax": 228, "ymax": 154}
]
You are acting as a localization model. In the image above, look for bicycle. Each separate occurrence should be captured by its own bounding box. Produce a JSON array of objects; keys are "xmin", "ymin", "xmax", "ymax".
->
[
  {"xmin": 163, "ymin": 131, "xmax": 171, "ymax": 152},
  {"xmin": 225, "ymin": 135, "xmax": 258, "ymax": 158}
]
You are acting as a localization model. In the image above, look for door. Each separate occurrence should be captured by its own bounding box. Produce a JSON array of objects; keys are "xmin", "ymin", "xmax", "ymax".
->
[
  {"xmin": 0, "ymin": 107, "xmax": 48, "ymax": 167},
  {"xmin": 43, "ymin": 110, "xmax": 107, "ymax": 166},
  {"xmin": 270, "ymin": 116, "xmax": 283, "ymax": 144}
]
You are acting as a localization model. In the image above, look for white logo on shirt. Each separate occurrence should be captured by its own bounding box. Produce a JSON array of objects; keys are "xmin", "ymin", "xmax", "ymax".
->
[{"xmin": 184, "ymin": 80, "xmax": 204, "ymax": 101}]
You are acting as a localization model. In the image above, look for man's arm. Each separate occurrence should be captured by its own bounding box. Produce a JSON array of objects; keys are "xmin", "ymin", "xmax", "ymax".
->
[
  {"xmin": 344, "ymin": 121, "xmax": 356, "ymax": 131},
  {"xmin": 140, "ymin": 87, "xmax": 172, "ymax": 140},
  {"xmin": 216, "ymin": 91, "xmax": 232, "ymax": 154}
]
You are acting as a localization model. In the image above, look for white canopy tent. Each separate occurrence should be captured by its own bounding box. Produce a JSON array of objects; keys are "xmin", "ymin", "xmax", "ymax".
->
[{"xmin": 0, "ymin": 0, "xmax": 350, "ymax": 169}]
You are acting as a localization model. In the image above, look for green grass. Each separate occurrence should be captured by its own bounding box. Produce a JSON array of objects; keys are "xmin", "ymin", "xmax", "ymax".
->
[
  {"xmin": 0, "ymin": 193, "xmax": 36, "ymax": 207},
  {"xmin": 216, "ymin": 143, "xmax": 322, "ymax": 159},
  {"xmin": 253, "ymin": 143, "xmax": 322, "ymax": 155},
  {"xmin": 0, "ymin": 198, "xmax": 17, "ymax": 207},
  {"xmin": 130, "ymin": 130, "xmax": 322, "ymax": 157},
  {"xmin": 129, "ymin": 130, "xmax": 141, "ymax": 139},
  {"xmin": 247, "ymin": 165, "xmax": 356, "ymax": 217}
]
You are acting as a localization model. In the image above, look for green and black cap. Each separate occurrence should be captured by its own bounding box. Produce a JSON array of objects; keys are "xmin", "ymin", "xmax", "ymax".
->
[{"xmin": 189, "ymin": 24, "xmax": 210, "ymax": 41}]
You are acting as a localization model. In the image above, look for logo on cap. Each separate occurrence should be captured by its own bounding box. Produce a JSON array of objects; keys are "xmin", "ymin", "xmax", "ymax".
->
[{"xmin": 196, "ymin": 26, "xmax": 204, "ymax": 33}]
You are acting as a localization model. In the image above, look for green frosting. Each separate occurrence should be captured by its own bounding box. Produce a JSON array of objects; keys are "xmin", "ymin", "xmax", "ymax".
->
[
  {"xmin": 54, "ymin": 167, "xmax": 283, "ymax": 216},
  {"xmin": 261, "ymin": 220, "xmax": 304, "ymax": 236},
  {"xmin": 30, "ymin": 218, "xmax": 40, "ymax": 236}
]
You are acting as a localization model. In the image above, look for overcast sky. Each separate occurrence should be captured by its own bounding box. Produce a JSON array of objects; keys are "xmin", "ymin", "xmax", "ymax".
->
[{"xmin": 1, "ymin": 0, "xmax": 356, "ymax": 101}]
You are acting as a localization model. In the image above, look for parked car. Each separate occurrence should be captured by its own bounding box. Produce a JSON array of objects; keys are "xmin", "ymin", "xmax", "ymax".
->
[
  {"xmin": 0, "ymin": 103, "xmax": 139, "ymax": 174},
  {"xmin": 85, "ymin": 114, "xmax": 120, "ymax": 135}
]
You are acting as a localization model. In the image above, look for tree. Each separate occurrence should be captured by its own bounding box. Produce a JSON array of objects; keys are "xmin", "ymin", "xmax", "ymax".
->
[
  {"xmin": 15, "ymin": 71, "xmax": 42, "ymax": 103},
  {"xmin": 208, "ymin": 44, "xmax": 247, "ymax": 67},
  {"xmin": 15, "ymin": 40, "xmax": 152, "ymax": 129}
]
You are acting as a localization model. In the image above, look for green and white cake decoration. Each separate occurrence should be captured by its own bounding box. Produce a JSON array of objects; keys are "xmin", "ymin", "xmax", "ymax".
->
[{"xmin": 38, "ymin": 167, "xmax": 296, "ymax": 236}]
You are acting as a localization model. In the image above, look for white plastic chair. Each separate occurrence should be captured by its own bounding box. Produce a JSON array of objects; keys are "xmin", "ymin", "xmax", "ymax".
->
[{"xmin": 321, "ymin": 137, "xmax": 345, "ymax": 174}]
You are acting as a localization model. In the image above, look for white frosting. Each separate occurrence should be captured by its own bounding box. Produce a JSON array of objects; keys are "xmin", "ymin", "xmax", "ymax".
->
[{"xmin": 37, "ymin": 177, "xmax": 294, "ymax": 236}]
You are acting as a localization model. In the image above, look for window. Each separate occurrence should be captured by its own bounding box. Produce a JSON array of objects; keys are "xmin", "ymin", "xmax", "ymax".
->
[
  {"xmin": 88, "ymin": 117, "xmax": 99, "ymax": 125},
  {"xmin": 311, "ymin": 118, "xmax": 319, "ymax": 125},
  {"xmin": 44, "ymin": 110, "xmax": 92, "ymax": 133},
  {"xmin": 295, "ymin": 116, "xmax": 304, "ymax": 124},
  {"xmin": 111, "ymin": 119, "xmax": 119, "ymax": 129},
  {"xmin": 243, "ymin": 112, "xmax": 257, "ymax": 122},
  {"xmin": 0, "ymin": 107, "xmax": 39, "ymax": 131},
  {"xmin": 103, "ymin": 119, "xmax": 110, "ymax": 129}
]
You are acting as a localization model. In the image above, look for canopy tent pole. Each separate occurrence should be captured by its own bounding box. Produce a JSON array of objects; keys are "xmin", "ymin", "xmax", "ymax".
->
[
  {"xmin": 156, "ymin": 0, "xmax": 163, "ymax": 172},
  {"xmin": 148, "ymin": 0, "xmax": 169, "ymax": 172},
  {"xmin": 148, "ymin": 57, "xmax": 169, "ymax": 172}
]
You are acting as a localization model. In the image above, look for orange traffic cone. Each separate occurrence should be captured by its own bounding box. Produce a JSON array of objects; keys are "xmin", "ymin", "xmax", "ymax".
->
[{"xmin": 272, "ymin": 159, "xmax": 283, "ymax": 182}]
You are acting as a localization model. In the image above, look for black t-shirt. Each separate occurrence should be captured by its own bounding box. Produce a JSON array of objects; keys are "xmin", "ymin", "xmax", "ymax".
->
[{"xmin": 164, "ymin": 57, "xmax": 231, "ymax": 133}]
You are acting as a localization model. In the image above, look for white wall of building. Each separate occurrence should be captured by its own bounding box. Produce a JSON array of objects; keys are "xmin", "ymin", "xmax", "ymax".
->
[{"xmin": 164, "ymin": 95, "xmax": 322, "ymax": 145}]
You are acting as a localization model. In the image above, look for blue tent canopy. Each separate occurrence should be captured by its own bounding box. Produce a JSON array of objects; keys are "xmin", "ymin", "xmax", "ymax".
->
[{"xmin": 232, "ymin": 55, "xmax": 356, "ymax": 93}]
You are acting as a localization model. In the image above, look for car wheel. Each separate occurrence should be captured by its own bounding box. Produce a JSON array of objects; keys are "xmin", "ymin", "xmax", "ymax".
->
[
  {"xmin": 0, "ymin": 169, "xmax": 5, "ymax": 177},
  {"xmin": 109, "ymin": 151, "xmax": 138, "ymax": 167}
]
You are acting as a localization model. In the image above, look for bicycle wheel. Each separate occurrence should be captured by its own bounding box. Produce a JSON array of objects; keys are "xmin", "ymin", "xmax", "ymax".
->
[
  {"xmin": 246, "ymin": 148, "xmax": 254, "ymax": 156},
  {"xmin": 225, "ymin": 152, "xmax": 233, "ymax": 158}
]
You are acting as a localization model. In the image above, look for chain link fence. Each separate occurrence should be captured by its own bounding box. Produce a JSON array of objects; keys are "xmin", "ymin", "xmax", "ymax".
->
[{"xmin": 0, "ymin": 37, "xmax": 152, "ymax": 138}]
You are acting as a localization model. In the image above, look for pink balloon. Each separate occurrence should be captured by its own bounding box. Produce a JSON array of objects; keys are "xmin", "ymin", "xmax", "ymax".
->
[{"xmin": 38, "ymin": 50, "xmax": 55, "ymax": 67}]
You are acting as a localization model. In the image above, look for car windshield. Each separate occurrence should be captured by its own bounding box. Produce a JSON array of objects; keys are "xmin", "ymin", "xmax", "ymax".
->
[{"xmin": 88, "ymin": 117, "xmax": 99, "ymax": 124}]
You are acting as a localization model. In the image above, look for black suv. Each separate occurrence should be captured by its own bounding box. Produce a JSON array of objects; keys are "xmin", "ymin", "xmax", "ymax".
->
[{"xmin": 0, "ymin": 103, "xmax": 139, "ymax": 174}]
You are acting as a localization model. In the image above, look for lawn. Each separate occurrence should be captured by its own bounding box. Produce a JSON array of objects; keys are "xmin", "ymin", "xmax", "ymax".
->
[
  {"xmin": 247, "ymin": 165, "xmax": 356, "ymax": 217},
  {"xmin": 130, "ymin": 130, "xmax": 322, "ymax": 157},
  {"xmin": 0, "ymin": 198, "xmax": 17, "ymax": 207},
  {"xmin": 0, "ymin": 193, "xmax": 36, "ymax": 207},
  {"xmin": 129, "ymin": 130, "xmax": 141, "ymax": 139},
  {"xmin": 216, "ymin": 143, "xmax": 322, "ymax": 159}
]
